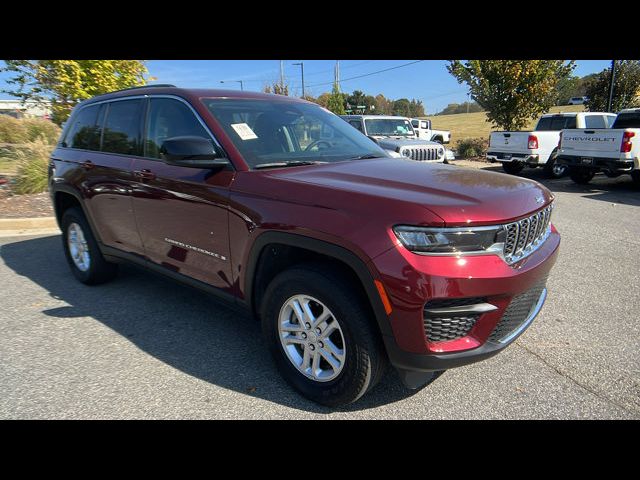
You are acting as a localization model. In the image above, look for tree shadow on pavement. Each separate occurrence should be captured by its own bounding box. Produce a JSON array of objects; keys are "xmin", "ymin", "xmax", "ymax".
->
[{"xmin": 1, "ymin": 235, "xmax": 426, "ymax": 414}]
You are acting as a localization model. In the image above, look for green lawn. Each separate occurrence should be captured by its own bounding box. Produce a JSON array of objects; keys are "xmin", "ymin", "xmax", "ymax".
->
[{"xmin": 425, "ymin": 105, "xmax": 585, "ymax": 148}]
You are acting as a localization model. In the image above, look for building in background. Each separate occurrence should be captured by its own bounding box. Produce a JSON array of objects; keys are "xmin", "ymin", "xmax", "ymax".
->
[{"xmin": 0, "ymin": 100, "xmax": 52, "ymax": 119}]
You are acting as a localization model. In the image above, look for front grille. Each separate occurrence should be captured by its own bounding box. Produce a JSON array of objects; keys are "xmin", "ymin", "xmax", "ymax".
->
[
  {"xmin": 423, "ymin": 297, "xmax": 485, "ymax": 342},
  {"xmin": 403, "ymin": 147, "xmax": 440, "ymax": 161},
  {"xmin": 503, "ymin": 205, "xmax": 553, "ymax": 264},
  {"xmin": 488, "ymin": 280, "xmax": 546, "ymax": 343}
]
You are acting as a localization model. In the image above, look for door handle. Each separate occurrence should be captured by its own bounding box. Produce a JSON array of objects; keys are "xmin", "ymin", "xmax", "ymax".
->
[
  {"xmin": 133, "ymin": 169, "xmax": 156, "ymax": 180},
  {"xmin": 81, "ymin": 160, "xmax": 95, "ymax": 170}
]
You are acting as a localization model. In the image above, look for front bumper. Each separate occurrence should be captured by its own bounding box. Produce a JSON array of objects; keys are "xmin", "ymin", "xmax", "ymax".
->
[
  {"xmin": 371, "ymin": 226, "xmax": 560, "ymax": 387},
  {"xmin": 556, "ymin": 154, "xmax": 634, "ymax": 172}
]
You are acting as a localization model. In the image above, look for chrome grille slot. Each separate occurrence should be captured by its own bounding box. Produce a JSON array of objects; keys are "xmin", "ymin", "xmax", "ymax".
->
[
  {"xmin": 503, "ymin": 204, "xmax": 553, "ymax": 265},
  {"xmin": 403, "ymin": 147, "xmax": 439, "ymax": 161}
]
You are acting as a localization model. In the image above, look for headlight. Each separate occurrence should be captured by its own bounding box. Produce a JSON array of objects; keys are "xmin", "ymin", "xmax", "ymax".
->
[
  {"xmin": 401, "ymin": 149, "xmax": 412, "ymax": 158},
  {"xmin": 437, "ymin": 147, "xmax": 445, "ymax": 157},
  {"xmin": 393, "ymin": 225, "xmax": 504, "ymax": 254}
]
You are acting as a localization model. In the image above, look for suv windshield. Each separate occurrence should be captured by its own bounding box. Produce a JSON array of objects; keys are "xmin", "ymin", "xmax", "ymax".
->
[
  {"xmin": 364, "ymin": 118, "xmax": 415, "ymax": 136},
  {"xmin": 202, "ymin": 98, "xmax": 388, "ymax": 169}
]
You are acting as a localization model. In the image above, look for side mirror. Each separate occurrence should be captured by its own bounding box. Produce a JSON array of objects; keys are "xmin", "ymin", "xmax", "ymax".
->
[{"xmin": 160, "ymin": 136, "xmax": 230, "ymax": 169}]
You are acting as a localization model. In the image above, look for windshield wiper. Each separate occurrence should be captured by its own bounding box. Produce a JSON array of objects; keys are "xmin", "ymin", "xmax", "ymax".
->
[
  {"xmin": 349, "ymin": 154, "xmax": 381, "ymax": 160},
  {"xmin": 254, "ymin": 160, "xmax": 326, "ymax": 170}
]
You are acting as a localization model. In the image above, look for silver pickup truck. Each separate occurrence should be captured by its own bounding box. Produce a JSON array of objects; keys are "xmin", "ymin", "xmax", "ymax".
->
[{"xmin": 341, "ymin": 115, "xmax": 446, "ymax": 163}]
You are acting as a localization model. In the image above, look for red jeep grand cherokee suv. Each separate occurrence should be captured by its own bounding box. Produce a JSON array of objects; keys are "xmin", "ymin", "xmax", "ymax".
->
[{"xmin": 49, "ymin": 86, "xmax": 560, "ymax": 406}]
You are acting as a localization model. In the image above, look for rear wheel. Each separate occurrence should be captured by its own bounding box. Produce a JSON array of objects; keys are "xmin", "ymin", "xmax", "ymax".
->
[
  {"xmin": 61, "ymin": 207, "xmax": 118, "ymax": 285},
  {"xmin": 631, "ymin": 170, "xmax": 640, "ymax": 188},
  {"xmin": 502, "ymin": 161, "xmax": 525, "ymax": 174},
  {"xmin": 261, "ymin": 263, "xmax": 387, "ymax": 407},
  {"xmin": 569, "ymin": 166, "xmax": 596, "ymax": 185},
  {"xmin": 543, "ymin": 149, "xmax": 568, "ymax": 179}
]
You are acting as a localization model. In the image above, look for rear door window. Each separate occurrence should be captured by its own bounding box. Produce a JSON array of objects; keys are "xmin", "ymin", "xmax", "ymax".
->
[
  {"xmin": 101, "ymin": 99, "xmax": 143, "ymax": 155},
  {"xmin": 536, "ymin": 116, "xmax": 576, "ymax": 131}
]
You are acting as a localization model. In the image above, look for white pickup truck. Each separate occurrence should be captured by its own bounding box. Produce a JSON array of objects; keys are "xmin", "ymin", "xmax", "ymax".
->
[
  {"xmin": 487, "ymin": 112, "xmax": 617, "ymax": 178},
  {"xmin": 410, "ymin": 118, "xmax": 451, "ymax": 144},
  {"xmin": 557, "ymin": 108, "xmax": 640, "ymax": 186}
]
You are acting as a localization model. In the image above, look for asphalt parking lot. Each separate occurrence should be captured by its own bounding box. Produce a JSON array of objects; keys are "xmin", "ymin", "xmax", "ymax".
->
[{"xmin": 1, "ymin": 165, "xmax": 639, "ymax": 419}]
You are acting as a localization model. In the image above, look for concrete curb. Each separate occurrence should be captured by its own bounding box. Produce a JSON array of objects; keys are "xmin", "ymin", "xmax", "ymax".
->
[{"xmin": 0, "ymin": 217, "xmax": 59, "ymax": 237}]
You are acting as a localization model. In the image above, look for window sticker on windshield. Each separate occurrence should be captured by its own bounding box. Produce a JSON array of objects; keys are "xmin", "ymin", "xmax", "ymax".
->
[{"xmin": 231, "ymin": 123, "xmax": 258, "ymax": 140}]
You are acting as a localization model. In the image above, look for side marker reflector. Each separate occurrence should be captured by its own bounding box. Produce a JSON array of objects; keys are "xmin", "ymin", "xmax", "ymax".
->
[{"xmin": 374, "ymin": 280, "xmax": 393, "ymax": 315}]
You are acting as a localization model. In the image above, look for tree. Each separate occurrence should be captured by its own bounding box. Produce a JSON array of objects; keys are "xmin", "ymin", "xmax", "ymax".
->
[
  {"xmin": 263, "ymin": 81, "xmax": 289, "ymax": 96},
  {"xmin": 584, "ymin": 60, "xmax": 640, "ymax": 112},
  {"xmin": 345, "ymin": 90, "xmax": 375, "ymax": 114},
  {"xmin": 392, "ymin": 98, "xmax": 411, "ymax": 116},
  {"xmin": 326, "ymin": 83, "xmax": 346, "ymax": 115},
  {"xmin": 374, "ymin": 94, "xmax": 393, "ymax": 115},
  {"xmin": 447, "ymin": 60, "xmax": 575, "ymax": 130},
  {"xmin": 1, "ymin": 60, "xmax": 151, "ymax": 125},
  {"xmin": 408, "ymin": 99, "xmax": 425, "ymax": 117},
  {"xmin": 315, "ymin": 92, "xmax": 331, "ymax": 108}
]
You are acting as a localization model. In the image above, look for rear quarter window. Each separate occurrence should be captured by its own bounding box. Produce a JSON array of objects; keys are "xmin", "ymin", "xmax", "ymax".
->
[
  {"xmin": 63, "ymin": 104, "xmax": 103, "ymax": 150},
  {"xmin": 535, "ymin": 116, "xmax": 577, "ymax": 131}
]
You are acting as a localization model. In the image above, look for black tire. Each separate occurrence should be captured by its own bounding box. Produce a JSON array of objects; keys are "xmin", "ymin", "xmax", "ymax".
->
[
  {"xmin": 632, "ymin": 170, "xmax": 640, "ymax": 188},
  {"xmin": 61, "ymin": 207, "xmax": 118, "ymax": 285},
  {"xmin": 543, "ymin": 149, "xmax": 568, "ymax": 179},
  {"xmin": 569, "ymin": 166, "xmax": 595, "ymax": 185},
  {"xmin": 502, "ymin": 161, "xmax": 525, "ymax": 174},
  {"xmin": 261, "ymin": 263, "xmax": 387, "ymax": 407}
]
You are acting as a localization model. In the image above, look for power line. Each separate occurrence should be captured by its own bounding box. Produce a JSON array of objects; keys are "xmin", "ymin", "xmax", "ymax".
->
[{"xmin": 306, "ymin": 60, "xmax": 425, "ymax": 88}]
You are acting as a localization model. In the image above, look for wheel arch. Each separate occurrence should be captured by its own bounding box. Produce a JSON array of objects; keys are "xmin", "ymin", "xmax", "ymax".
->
[
  {"xmin": 52, "ymin": 185, "xmax": 103, "ymax": 244},
  {"xmin": 245, "ymin": 231, "xmax": 393, "ymax": 337}
]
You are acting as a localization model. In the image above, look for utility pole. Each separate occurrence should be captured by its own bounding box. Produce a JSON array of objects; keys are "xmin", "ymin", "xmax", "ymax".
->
[
  {"xmin": 293, "ymin": 62, "xmax": 305, "ymax": 98},
  {"xmin": 280, "ymin": 60, "xmax": 284, "ymax": 89},
  {"xmin": 607, "ymin": 60, "xmax": 617, "ymax": 112},
  {"xmin": 334, "ymin": 60, "xmax": 340, "ymax": 91}
]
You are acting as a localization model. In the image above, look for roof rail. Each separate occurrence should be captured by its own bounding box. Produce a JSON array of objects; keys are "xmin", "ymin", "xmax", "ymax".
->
[{"xmin": 110, "ymin": 84, "xmax": 177, "ymax": 94}]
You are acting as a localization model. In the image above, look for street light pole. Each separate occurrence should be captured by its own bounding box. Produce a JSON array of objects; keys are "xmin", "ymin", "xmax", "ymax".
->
[
  {"xmin": 220, "ymin": 80, "xmax": 244, "ymax": 91},
  {"xmin": 607, "ymin": 60, "xmax": 616, "ymax": 112},
  {"xmin": 293, "ymin": 62, "xmax": 305, "ymax": 98}
]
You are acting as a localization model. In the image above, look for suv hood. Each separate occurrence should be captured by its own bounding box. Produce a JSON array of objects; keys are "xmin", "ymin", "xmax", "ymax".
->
[{"xmin": 252, "ymin": 158, "xmax": 553, "ymax": 226}]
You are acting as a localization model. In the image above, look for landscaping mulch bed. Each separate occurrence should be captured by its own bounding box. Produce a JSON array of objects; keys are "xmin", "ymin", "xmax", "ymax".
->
[{"xmin": 0, "ymin": 191, "xmax": 54, "ymax": 218}]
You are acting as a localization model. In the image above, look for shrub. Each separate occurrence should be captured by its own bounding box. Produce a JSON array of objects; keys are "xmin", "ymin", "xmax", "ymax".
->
[
  {"xmin": 456, "ymin": 137, "xmax": 489, "ymax": 158},
  {"xmin": 12, "ymin": 138, "xmax": 53, "ymax": 194},
  {"xmin": 0, "ymin": 115, "xmax": 28, "ymax": 143},
  {"xmin": 22, "ymin": 118, "xmax": 61, "ymax": 144}
]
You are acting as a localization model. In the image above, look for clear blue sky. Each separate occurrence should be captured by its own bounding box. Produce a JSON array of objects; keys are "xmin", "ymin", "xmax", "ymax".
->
[{"xmin": 0, "ymin": 60, "xmax": 612, "ymax": 114}]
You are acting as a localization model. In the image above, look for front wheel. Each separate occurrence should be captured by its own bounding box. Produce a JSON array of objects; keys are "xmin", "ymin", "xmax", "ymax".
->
[
  {"xmin": 543, "ymin": 150, "xmax": 567, "ymax": 178},
  {"xmin": 502, "ymin": 161, "xmax": 525, "ymax": 174},
  {"xmin": 569, "ymin": 166, "xmax": 596, "ymax": 185},
  {"xmin": 261, "ymin": 264, "xmax": 387, "ymax": 407}
]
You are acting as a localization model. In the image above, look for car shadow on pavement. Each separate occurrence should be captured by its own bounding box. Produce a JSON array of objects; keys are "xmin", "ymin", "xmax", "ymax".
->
[{"xmin": 1, "ymin": 235, "xmax": 425, "ymax": 414}]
